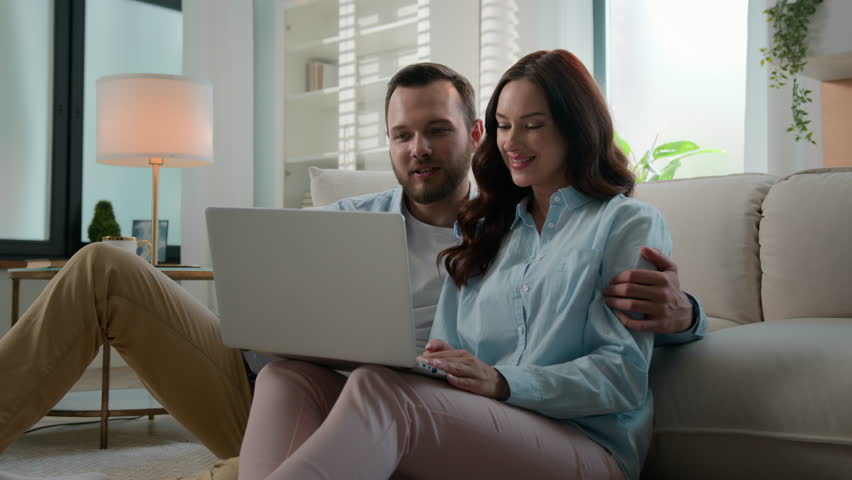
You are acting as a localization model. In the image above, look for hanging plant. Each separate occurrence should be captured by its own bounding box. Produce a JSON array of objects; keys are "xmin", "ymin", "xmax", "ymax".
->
[{"xmin": 760, "ymin": 0, "xmax": 823, "ymax": 145}]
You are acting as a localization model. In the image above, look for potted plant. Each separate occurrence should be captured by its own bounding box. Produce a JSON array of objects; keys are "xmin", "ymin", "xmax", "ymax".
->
[
  {"xmin": 88, "ymin": 200, "xmax": 121, "ymax": 243},
  {"xmin": 616, "ymin": 135, "xmax": 723, "ymax": 183}
]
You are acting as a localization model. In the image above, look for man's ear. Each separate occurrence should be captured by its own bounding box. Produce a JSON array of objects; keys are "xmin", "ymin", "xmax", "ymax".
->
[{"xmin": 470, "ymin": 119, "xmax": 484, "ymax": 146}]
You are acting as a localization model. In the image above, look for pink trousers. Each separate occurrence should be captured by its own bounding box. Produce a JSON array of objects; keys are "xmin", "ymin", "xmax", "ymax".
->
[{"xmin": 239, "ymin": 360, "xmax": 624, "ymax": 480}]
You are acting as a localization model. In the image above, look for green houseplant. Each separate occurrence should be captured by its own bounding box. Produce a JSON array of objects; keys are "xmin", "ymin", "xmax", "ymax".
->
[
  {"xmin": 616, "ymin": 135, "xmax": 723, "ymax": 183},
  {"xmin": 87, "ymin": 200, "xmax": 121, "ymax": 243},
  {"xmin": 760, "ymin": 0, "xmax": 823, "ymax": 144}
]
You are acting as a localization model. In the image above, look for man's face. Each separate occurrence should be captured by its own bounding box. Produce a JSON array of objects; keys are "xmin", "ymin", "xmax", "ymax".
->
[{"xmin": 386, "ymin": 81, "xmax": 475, "ymax": 205}]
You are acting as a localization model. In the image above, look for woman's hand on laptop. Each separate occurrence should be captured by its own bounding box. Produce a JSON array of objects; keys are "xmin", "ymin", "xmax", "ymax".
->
[{"xmin": 419, "ymin": 339, "xmax": 510, "ymax": 400}]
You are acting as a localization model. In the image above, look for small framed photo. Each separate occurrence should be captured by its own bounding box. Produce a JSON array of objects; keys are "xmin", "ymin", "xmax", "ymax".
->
[{"xmin": 132, "ymin": 219, "xmax": 168, "ymax": 261}]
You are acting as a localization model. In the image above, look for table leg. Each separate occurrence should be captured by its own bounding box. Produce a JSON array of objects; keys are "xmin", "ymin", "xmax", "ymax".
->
[
  {"xmin": 11, "ymin": 278, "xmax": 19, "ymax": 328},
  {"xmin": 100, "ymin": 340, "xmax": 110, "ymax": 449}
]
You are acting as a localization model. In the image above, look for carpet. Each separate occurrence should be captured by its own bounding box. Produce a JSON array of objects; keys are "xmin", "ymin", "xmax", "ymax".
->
[{"xmin": 0, "ymin": 414, "xmax": 218, "ymax": 480}]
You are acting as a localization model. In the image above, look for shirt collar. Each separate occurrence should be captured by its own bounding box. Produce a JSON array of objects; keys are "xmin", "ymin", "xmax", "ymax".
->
[{"xmin": 511, "ymin": 186, "xmax": 593, "ymax": 230}]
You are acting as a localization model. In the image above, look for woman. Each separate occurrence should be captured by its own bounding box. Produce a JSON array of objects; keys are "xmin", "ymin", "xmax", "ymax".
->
[{"xmin": 239, "ymin": 50, "xmax": 669, "ymax": 480}]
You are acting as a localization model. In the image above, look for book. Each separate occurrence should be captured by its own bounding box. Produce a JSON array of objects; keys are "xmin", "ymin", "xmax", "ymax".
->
[{"xmin": 25, "ymin": 259, "xmax": 67, "ymax": 268}]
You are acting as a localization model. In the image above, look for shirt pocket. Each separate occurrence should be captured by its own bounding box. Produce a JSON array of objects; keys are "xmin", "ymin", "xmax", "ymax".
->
[{"xmin": 547, "ymin": 248, "xmax": 603, "ymax": 316}]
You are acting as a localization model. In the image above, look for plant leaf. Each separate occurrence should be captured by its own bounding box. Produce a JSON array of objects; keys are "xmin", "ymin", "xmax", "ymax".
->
[
  {"xmin": 652, "ymin": 141, "xmax": 701, "ymax": 159},
  {"xmin": 657, "ymin": 159, "xmax": 683, "ymax": 180},
  {"xmin": 614, "ymin": 133, "xmax": 632, "ymax": 157}
]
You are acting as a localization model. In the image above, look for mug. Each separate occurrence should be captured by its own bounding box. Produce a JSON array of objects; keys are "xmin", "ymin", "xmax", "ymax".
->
[{"xmin": 102, "ymin": 236, "xmax": 152, "ymax": 261}]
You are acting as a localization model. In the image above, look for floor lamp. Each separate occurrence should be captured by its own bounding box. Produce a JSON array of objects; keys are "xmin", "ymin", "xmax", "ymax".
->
[{"xmin": 96, "ymin": 74, "xmax": 213, "ymax": 265}]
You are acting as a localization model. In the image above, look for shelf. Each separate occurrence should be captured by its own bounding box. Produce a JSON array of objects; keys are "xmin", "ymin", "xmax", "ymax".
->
[
  {"xmin": 283, "ymin": 0, "xmax": 334, "ymax": 11},
  {"xmin": 357, "ymin": 16, "xmax": 418, "ymax": 57},
  {"xmin": 355, "ymin": 76, "xmax": 391, "ymax": 103},
  {"xmin": 359, "ymin": 146, "xmax": 389, "ymax": 156},
  {"xmin": 287, "ymin": 35, "xmax": 341, "ymax": 60},
  {"xmin": 287, "ymin": 85, "xmax": 340, "ymax": 109}
]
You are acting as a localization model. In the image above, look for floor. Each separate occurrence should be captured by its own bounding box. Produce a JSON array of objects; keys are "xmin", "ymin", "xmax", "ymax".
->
[
  {"xmin": 32, "ymin": 366, "xmax": 155, "ymax": 429},
  {"xmin": 1, "ymin": 367, "xmax": 219, "ymax": 480}
]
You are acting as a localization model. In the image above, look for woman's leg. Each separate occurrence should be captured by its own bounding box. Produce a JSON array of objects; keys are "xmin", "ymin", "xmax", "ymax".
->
[
  {"xmin": 238, "ymin": 360, "xmax": 347, "ymax": 480},
  {"xmin": 267, "ymin": 365, "xmax": 624, "ymax": 480}
]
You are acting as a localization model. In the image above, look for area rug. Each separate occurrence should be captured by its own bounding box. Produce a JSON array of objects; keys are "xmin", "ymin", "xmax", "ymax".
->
[{"xmin": 0, "ymin": 415, "xmax": 217, "ymax": 480}]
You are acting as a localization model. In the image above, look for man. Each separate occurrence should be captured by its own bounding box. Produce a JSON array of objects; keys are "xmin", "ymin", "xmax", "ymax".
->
[{"xmin": 0, "ymin": 63, "xmax": 705, "ymax": 479}]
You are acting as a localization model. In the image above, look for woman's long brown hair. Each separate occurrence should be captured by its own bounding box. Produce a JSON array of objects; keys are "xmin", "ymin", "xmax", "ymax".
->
[{"xmin": 441, "ymin": 49, "xmax": 634, "ymax": 288}]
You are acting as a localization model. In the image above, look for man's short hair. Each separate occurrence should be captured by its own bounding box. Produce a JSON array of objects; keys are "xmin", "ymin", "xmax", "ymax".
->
[{"xmin": 384, "ymin": 63, "xmax": 477, "ymax": 129}]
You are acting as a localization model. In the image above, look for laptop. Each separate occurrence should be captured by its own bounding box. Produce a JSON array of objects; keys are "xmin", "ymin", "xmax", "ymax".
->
[{"xmin": 206, "ymin": 207, "xmax": 445, "ymax": 378}]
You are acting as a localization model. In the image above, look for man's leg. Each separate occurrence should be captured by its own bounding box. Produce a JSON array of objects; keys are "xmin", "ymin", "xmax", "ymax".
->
[
  {"xmin": 0, "ymin": 243, "xmax": 252, "ymax": 458},
  {"xmin": 263, "ymin": 365, "xmax": 624, "ymax": 480}
]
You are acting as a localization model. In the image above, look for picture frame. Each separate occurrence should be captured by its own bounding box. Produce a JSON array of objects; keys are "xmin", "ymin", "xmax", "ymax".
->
[{"xmin": 132, "ymin": 219, "xmax": 168, "ymax": 261}]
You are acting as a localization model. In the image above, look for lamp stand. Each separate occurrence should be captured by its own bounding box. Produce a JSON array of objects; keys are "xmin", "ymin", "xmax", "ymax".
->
[{"xmin": 149, "ymin": 157, "xmax": 164, "ymax": 265}]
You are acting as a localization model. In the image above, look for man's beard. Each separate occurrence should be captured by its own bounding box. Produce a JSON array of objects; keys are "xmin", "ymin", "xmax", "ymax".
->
[{"xmin": 393, "ymin": 154, "xmax": 471, "ymax": 205}]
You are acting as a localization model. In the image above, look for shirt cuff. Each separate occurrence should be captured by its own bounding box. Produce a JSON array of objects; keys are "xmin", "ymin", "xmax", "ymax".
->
[
  {"xmin": 683, "ymin": 291, "xmax": 701, "ymax": 333},
  {"xmin": 494, "ymin": 365, "xmax": 541, "ymax": 409}
]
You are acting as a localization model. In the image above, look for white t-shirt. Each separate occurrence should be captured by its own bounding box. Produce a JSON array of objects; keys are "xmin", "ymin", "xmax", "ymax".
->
[{"xmin": 401, "ymin": 202, "xmax": 459, "ymax": 348}]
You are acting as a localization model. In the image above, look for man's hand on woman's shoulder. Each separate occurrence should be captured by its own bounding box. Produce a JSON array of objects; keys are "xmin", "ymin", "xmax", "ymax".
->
[{"xmin": 603, "ymin": 247, "xmax": 694, "ymax": 334}]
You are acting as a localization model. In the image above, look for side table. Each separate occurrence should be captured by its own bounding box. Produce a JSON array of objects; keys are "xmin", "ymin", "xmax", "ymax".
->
[{"xmin": 8, "ymin": 266, "xmax": 214, "ymax": 449}]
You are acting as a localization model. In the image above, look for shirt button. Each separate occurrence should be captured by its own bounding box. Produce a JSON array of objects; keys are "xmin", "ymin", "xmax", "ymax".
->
[
  {"xmin": 517, "ymin": 326, "xmax": 524, "ymax": 334},
  {"xmin": 547, "ymin": 222, "xmax": 555, "ymax": 228},
  {"xmin": 553, "ymin": 196, "xmax": 561, "ymax": 203},
  {"xmin": 521, "ymin": 284, "xmax": 529, "ymax": 292}
]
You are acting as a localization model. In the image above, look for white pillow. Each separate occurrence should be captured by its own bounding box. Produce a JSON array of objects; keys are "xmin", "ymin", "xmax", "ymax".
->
[{"xmin": 308, "ymin": 167, "xmax": 399, "ymax": 207}]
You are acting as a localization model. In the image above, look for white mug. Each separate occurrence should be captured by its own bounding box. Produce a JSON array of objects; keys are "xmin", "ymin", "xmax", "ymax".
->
[{"xmin": 102, "ymin": 236, "xmax": 152, "ymax": 261}]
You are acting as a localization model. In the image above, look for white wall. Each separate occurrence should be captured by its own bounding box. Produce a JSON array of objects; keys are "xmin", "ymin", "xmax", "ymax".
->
[
  {"xmin": 182, "ymin": 0, "xmax": 257, "ymax": 306},
  {"xmin": 808, "ymin": 0, "xmax": 852, "ymax": 59},
  {"xmin": 253, "ymin": 0, "xmax": 285, "ymax": 209}
]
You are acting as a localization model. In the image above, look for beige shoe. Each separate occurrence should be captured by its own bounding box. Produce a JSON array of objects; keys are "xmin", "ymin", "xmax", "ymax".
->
[{"xmin": 162, "ymin": 457, "xmax": 238, "ymax": 480}]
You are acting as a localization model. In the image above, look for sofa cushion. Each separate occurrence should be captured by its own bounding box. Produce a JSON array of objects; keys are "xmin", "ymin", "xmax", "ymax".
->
[
  {"xmin": 309, "ymin": 167, "xmax": 399, "ymax": 207},
  {"xmin": 759, "ymin": 167, "xmax": 852, "ymax": 322},
  {"xmin": 706, "ymin": 316, "xmax": 739, "ymax": 332},
  {"xmin": 646, "ymin": 318, "xmax": 852, "ymax": 479},
  {"xmin": 634, "ymin": 174, "xmax": 778, "ymax": 326}
]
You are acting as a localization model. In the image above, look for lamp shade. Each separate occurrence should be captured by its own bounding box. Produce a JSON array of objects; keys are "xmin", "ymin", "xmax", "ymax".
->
[{"xmin": 96, "ymin": 74, "xmax": 213, "ymax": 167}]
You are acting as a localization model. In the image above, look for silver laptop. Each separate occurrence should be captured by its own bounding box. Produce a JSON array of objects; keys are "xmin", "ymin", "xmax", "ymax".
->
[{"xmin": 206, "ymin": 207, "xmax": 445, "ymax": 377}]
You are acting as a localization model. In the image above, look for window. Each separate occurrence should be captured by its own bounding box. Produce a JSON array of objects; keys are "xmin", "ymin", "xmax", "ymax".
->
[
  {"xmin": 81, "ymin": 0, "xmax": 182, "ymax": 245},
  {"xmin": 0, "ymin": 0, "xmax": 69, "ymax": 258},
  {"xmin": 606, "ymin": 0, "xmax": 748, "ymax": 179},
  {"xmin": 0, "ymin": 0, "xmax": 181, "ymax": 260}
]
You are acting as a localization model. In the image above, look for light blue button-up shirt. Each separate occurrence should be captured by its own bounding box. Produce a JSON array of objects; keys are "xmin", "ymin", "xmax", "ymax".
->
[{"xmin": 430, "ymin": 186, "xmax": 671, "ymax": 480}]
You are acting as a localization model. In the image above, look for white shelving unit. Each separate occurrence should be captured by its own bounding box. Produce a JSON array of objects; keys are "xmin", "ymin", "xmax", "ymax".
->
[{"xmin": 280, "ymin": 0, "xmax": 480, "ymax": 208}]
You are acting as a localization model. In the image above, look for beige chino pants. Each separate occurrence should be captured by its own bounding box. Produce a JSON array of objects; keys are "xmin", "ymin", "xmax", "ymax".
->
[{"xmin": 0, "ymin": 243, "xmax": 252, "ymax": 458}]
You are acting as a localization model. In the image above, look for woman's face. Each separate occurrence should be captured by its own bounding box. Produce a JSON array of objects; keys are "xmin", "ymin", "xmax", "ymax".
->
[{"xmin": 495, "ymin": 78, "xmax": 570, "ymax": 196}]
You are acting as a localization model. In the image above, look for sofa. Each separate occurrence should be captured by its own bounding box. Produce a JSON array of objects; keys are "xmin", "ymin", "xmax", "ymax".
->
[{"xmin": 308, "ymin": 166, "xmax": 852, "ymax": 479}]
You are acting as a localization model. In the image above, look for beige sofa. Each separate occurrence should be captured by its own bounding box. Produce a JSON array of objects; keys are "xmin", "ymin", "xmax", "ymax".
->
[{"xmin": 308, "ymin": 166, "xmax": 852, "ymax": 479}]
